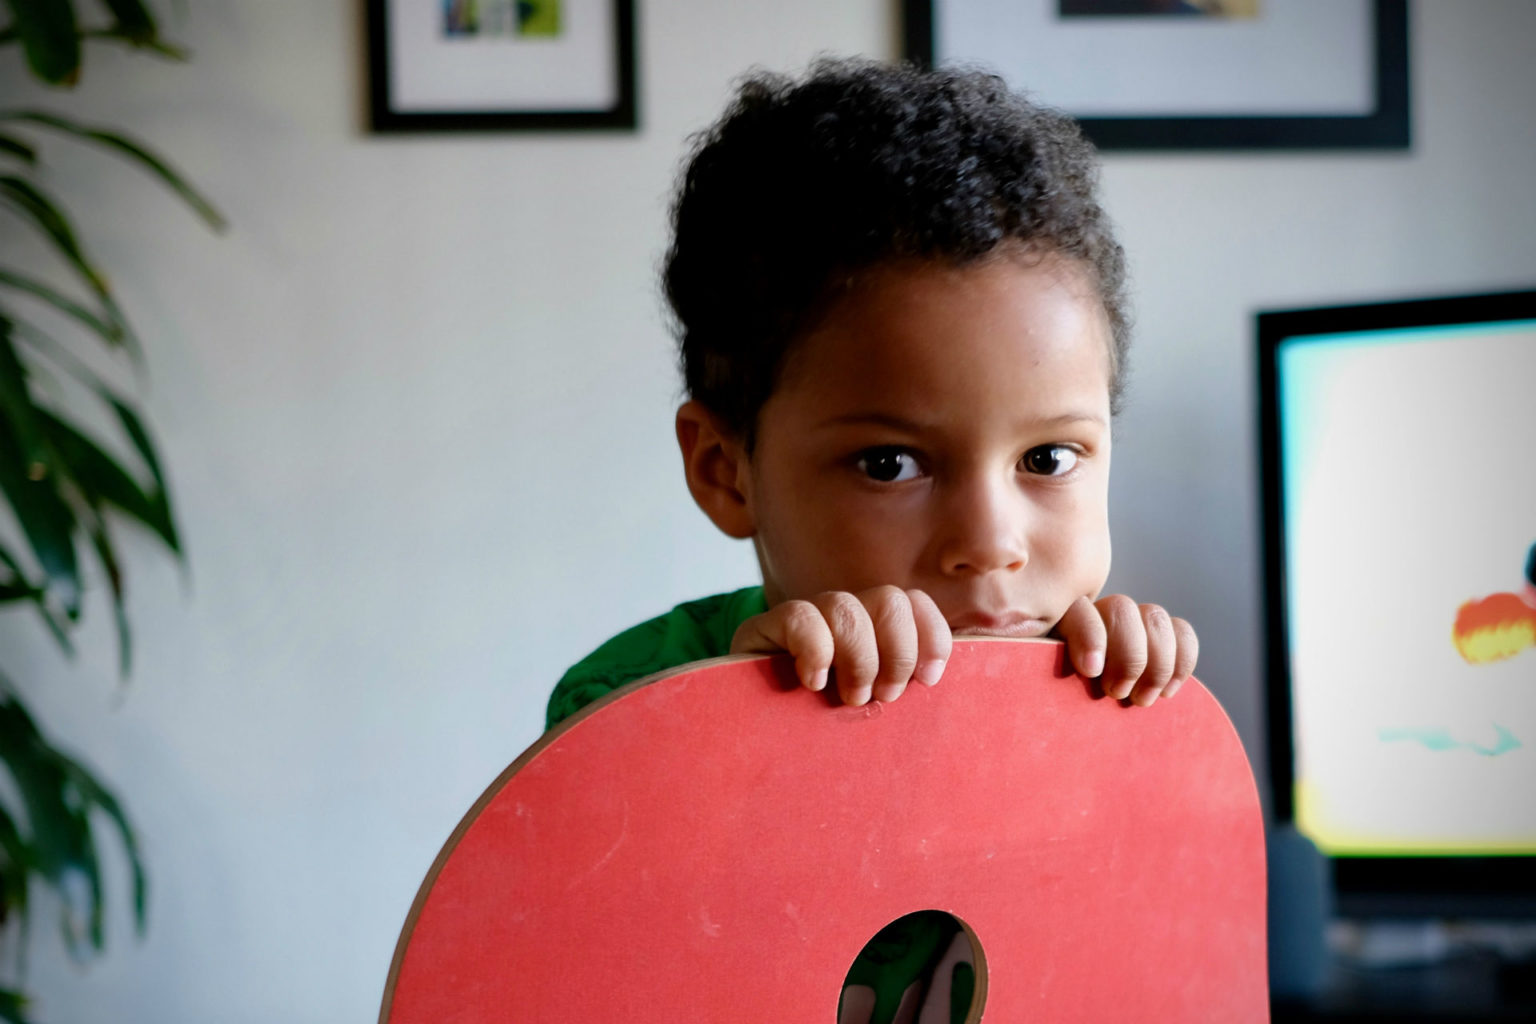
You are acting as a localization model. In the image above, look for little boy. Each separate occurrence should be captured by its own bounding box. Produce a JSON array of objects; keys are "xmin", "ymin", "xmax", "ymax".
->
[{"xmin": 545, "ymin": 59, "xmax": 1198, "ymax": 1022}]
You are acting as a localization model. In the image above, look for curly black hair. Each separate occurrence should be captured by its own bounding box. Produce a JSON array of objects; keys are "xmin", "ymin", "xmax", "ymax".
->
[{"xmin": 664, "ymin": 57, "xmax": 1130, "ymax": 445}]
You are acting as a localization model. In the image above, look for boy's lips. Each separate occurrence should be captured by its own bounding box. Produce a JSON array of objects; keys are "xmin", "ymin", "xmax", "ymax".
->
[{"xmin": 947, "ymin": 613, "xmax": 1052, "ymax": 638}]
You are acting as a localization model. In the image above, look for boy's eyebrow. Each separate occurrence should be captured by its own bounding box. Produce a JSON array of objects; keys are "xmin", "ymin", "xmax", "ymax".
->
[
  {"xmin": 1019, "ymin": 411, "xmax": 1108, "ymax": 429},
  {"xmin": 820, "ymin": 411, "xmax": 1107, "ymax": 431}
]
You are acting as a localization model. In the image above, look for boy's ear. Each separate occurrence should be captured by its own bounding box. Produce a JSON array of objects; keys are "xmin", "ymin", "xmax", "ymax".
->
[{"xmin": 675, "ymin": 400, "xmax": 756, "ymax": 540}]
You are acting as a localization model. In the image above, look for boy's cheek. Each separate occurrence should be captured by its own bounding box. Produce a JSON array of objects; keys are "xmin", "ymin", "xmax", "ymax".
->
[{"xmin": 1079, "ymin": 528, "xmax": 1113, "ymax": 602}]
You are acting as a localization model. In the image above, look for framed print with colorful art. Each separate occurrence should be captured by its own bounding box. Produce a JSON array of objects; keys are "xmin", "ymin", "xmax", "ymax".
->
[
  {"xmin": 368, "ymin": 0, "xmax": 637, "ymax": 132},
  {"xmin": 904, "ymin": 0, "xmax": 1408, "ymax": 151}
]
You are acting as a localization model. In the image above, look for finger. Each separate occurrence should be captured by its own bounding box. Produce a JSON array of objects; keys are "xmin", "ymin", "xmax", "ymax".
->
[
  {"xmin": 1054, "ymin": 595, "xmax": 1107, "ymax": 680},
  {"xmin": 863, "ymin": 586, "xmax": 918, "ymax": 703},
  {"xmin": 730, "ymin": 600, "xmax": 834, "ymax": 692},
  {"xmin": 1129, "ymin": 603, "xmax": 1177, "ymax": 706},
  {"xmin": 1163, "ymin": 617, "xmax": 1199, "ymax": 698},
  {"xmin": 1096, "ymin": 594, "xmax": 1147, "ymax": 701},
  {"xmin": 813, "ymin": 591, "xmax": 879, "ymax": 706},
  {"xmin": 906, "ymin": 589, "xmax": 952, "ymax": 686}
]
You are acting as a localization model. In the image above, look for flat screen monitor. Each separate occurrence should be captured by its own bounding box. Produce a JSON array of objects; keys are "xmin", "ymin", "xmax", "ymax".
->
[{"xmin": 1258, "ymin": 288, "xmax": 1536, "ymax": 917}]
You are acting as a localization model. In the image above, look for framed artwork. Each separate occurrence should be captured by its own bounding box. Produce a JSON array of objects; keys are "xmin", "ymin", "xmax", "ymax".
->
[
  {"xmin": 367, "ymin": 0, "xmax": 637, "ymax": 132},
  {"xmin": 903, "ymin": 0, "xmax": 1408, "ymax": 151}
]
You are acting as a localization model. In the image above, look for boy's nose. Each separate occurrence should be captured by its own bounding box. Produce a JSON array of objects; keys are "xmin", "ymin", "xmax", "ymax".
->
[{"xmin": 937, "ymin": 479, "xmax": 1028, "ymax": 576}]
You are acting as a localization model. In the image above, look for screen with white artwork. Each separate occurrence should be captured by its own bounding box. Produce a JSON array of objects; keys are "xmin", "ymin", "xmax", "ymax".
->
[{"xmin": 1260, "ymin": 289, "xmax": 1536, "ymax": 911}]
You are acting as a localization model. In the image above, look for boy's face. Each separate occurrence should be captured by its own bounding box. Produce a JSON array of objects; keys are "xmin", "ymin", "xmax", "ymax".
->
[{"xmin": 738, "ymin": 253, "xmax": 1114, "ymax": 636}]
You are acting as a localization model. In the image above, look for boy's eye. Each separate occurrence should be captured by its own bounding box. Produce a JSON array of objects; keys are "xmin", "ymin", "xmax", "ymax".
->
[
  {"xmin": 1020, "ymin": 445, "xmax": 1080, "ymax": 477},
  {"xmin": 856, "ymin": 448, "xmax": 921, "ymax": 483}
]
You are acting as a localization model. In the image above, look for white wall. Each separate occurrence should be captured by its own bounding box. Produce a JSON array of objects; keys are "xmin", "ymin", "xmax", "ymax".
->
[{"xmin": 1, "ymin": 2, "xmax": 1532, "ymax": 1020}]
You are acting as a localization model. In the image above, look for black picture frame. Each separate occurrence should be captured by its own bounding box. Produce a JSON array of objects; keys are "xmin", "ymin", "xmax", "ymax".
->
[
  {"xmin": 903, "ymin": 0, "xmax": 1408, "ymax": 151},
  {"xmin": 367, "ymin": 0, "xmax": 637, "ymax": 132}
]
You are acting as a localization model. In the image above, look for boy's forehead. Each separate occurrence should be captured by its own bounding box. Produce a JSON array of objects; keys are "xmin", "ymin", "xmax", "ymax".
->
[{"xmin": 775, "ymin": 255, "xmax": 1114, "ymax": 408}]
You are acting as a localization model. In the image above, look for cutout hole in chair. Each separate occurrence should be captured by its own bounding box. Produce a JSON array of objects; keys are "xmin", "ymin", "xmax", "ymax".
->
[{"xmin": 838, "ymin": 910, "xmax": 986, "ymax": 1024}]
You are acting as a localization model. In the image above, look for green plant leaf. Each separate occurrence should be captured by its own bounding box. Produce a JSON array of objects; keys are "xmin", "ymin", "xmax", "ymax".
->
[
  {"xmin": 0, "ymin": 580, "xmax": 36, "ymax": 602},
  {"xmin": 0, "ymin": 985, "xmax": 33, "ymax": 1024},
  {"xmin": 0, "ymin": 175, "xmax": 107, "ymax": 299},
  {"xmin": 89, "ymin": 0, "xmax": 187, "ymax": 58},
  {"xmin": 6, "ymin": 309, "xmax": 119, "ymax": 397},
  {"xmin": 0, "ymin": 395, "xmax": 81, "ymax": 617},
  {"xmin": 0, "ymin": 541, "xmax": 35, "ymax": 586},
  {"xmin": 9, "ymin": 317, "xmax": 176, "ymax": 527},
  {"xmin": 98, "ymin": 0, "xmax": 156, "ymax": 41},
  {"xmin": 78, "ymin": 505, "xmax": 131, "ymax": 674},
  {"xmin": 0, "ymin": 801, "xmax": 33, "ymax": 961},
  {"xmin": 0, "ymin": 131, "xmax": 36, "ymax": 164},
  {"xmin": 0, "ymin": 175, "xmax": 138, "ymax": 359},
  {"xmin": 6, "ymin": 312, "xmax": 180, "ymax": 561},
  {"xmin": 0, "ymin": 543, "xmax": 72, "ymax": 654},
  {"xmin": 77, "ymin": 26, "xmax": 186, "ymax": 60},
  {"xmin": 0, "ymin": 266, "xmax": 126, "ymax": 344},
  {"xmin": 0, "ymin": 111, "xmax": 225, "ymax": 230},
  {"xmin": 0, "ymin": 176, "xmax": 97, "ymax": 284},
  {"xmin": 59, "ymin": 757, "xmax": 144, "ymax": 934},
  {"xmin": 0, "ymin": 177, "xmax": 95, "ymax": 281},
  {"xmin": 0, "ymin": 684, "xmax": 102, "ymax": 957},
  {"xmin": 0, "ymin": 317, "xmax": 81, "ymax": 616},
  {"xmin": 0, "ymin": 317, "xmax": 50, "ymax": 474},
  {"xmin": 0, "ymin": 679, "xmax": 143, "ymax": 960},
  {"xmin": 1, "ymin": 0, "xmax": 80, "ymax": 85},
  {"xmin": 106, "ymin": 395, "xmax": 171, "ymax": 519},
  {"xmin": 37, "ymin": 407, "xmax": 178, "ymax": 553}
]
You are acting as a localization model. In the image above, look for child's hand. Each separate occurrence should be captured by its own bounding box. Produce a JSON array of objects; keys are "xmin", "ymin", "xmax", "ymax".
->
[
  {"xmin": 1053, "ymin": 595, "xmax": 1198, "ymax": 706},
  {"xmin": 730, "ymin": 588, "xmax": 953, "ymax": 707}
]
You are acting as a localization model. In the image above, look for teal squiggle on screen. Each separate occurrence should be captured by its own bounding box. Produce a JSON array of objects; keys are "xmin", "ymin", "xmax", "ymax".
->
[{"xmin": 1378, "ymin": 724, "xmax": 1522, "ymax": 757}]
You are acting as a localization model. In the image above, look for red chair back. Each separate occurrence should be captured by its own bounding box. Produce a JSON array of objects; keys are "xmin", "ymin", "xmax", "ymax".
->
[{"xmin": 381, "ymin": 638, "xmax": 1267, "ymax": 1022}]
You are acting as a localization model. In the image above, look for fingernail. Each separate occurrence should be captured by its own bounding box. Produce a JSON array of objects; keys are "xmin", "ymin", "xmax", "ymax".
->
[
  {"xmin": 807, "ymin": 668, "xmax": 828, "ymax": 692},
  {"xmin": 1081, "ymin": 651, "xmax": 1104, "ymax": 678},
  {"xmin": 1164, "ymin": 677, "xmax": 1183, "ymax": 698},
  {"xmin": 847, "ymin": 687, "xmax": 872, "ymax": 707},
  {"xmin": 915, "ymin": 659, "xmax": 945, "ymax": 686}
]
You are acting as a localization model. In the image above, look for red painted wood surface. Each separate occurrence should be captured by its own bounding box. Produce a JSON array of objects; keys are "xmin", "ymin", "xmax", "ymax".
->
[{"xmin": 381, "ymin": 638, "xmax": 1267, "ymax": 1022}]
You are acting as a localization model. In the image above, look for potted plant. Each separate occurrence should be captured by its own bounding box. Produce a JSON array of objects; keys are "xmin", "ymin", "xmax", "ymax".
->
[{"xmin": 0, "ymin": 2, "xmax": 221, "ymax": 1019}]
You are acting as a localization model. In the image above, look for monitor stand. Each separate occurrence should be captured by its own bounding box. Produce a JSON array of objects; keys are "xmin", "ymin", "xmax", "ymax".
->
[{"xmin": 1275, "ymin": 919, "xmax": 1536, "ymax": 1021}]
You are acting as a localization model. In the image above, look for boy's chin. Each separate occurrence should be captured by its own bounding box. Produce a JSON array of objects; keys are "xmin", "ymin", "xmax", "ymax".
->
[{"xmin": 949, "ymin": 618, "xmax": 1054, "ymax": 639}]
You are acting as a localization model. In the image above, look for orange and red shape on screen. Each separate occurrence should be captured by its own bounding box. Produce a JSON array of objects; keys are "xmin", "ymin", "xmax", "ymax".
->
[{"xmin": 1453, "ymin": 541, "xmax": 1536, "ymax": 665}]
